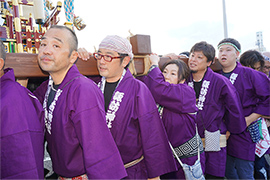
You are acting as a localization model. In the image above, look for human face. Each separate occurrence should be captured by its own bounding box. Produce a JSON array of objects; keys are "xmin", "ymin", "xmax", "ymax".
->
[
  {"xmin": 263, "ymin": 60, "xmax": 270, "ymax": 76},
  {"xmin": 38, "ymin": 28, "xmax": 77, "ymax": 83},
  {"xmin": 188, "ymin": 51, "xmax": 211, "ymax": 74},
  {"xmin": 253, "ymin": 62, "xmax": 261, "ymax": 71},
  {"xmin": 218, "ymin": 44, "xmax": 239, "ymax": 71},
  {"xmin": 97, "ymin": 48, "xmax": 129, "ymax": 82},
  {"xmin": 162, "ymin": 64, "xmax": 179, "ymax": 84}
]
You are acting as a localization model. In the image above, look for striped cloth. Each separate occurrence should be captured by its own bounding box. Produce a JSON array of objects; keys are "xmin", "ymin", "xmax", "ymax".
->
[
  {"xmin": 99, "ymin": 35, "xmax": 134, "ymax": 59},
  {"xmin": 64, "ymin": 0, "xmax": 74, "ymax": 22}
]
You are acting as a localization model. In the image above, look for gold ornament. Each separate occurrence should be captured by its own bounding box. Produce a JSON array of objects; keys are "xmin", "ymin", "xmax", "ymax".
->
[{"xmin": 73, "ymin": 16, "xmax": 86, "ymax": 31}]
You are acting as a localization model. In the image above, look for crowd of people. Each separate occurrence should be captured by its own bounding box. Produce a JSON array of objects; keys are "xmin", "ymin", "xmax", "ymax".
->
[{"xmin": 1, "ymin": 25, "xmax": 270, "ymax": 179}]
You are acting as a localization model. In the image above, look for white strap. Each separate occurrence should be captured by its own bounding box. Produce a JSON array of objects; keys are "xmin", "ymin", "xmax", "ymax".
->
[{"xmin": 169, "ymin": 125, "xmax": 200, "ymax": 167}]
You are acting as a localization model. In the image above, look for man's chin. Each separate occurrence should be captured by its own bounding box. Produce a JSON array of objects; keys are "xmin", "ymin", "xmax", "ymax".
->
[{"xmin": 190, "ymin": 70, "xmax": 198, "ymax": 74}]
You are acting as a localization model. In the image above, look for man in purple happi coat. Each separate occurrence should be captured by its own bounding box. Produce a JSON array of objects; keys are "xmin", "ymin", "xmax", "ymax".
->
[
  {"xmin": 78, "ymin": 35, "xmax": 177, "ymax": 179},
  {"xmin": 217, "ymin": 38, "xmax": 270, "ymax": 179},
  {"xmin": 0, "ymin": 40, "xmax": 44, "ymax": 179},
  {"xmin": 185, "ymin": 41, "xmax": 246, "ymax": 179},
  {"xmin": 34, "ymin": 26, "xmax": 127, "ymax": 179}
]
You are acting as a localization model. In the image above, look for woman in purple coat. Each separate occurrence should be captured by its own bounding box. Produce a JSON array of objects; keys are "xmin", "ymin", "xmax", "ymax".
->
[{"xmin": 141, "ymin": 54, "xmax": 205, "ymax": 179}]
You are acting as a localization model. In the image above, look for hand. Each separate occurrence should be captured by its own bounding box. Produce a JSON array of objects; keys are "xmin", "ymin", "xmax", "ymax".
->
[
  {"xmin": 163, "ymin": 53, "xmax": 179, "ymax": 60},
  {"xmin": 148, "ymin": 176, "xmax": 160, "ymax": 180},
  {"xmin": 245, "ymin": 113, "xmax": 261, "ymax": 127},
  {"xmin": 226, "ymin": 131, "xmax": 230, "ymax": 140},
  {"xmin": 149, "ymin": 53, "xmax": 160, "ymax": 66},
  {"xmin": 78, "ymin": 48, "xmax": 92, "ymax": 61}
]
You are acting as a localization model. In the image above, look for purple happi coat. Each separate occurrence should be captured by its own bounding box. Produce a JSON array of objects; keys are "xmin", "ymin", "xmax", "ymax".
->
[
  {"xmin": 140, "ymin": 67, "xmax": 205, "ymax": 179},
  {"xmin": 219, "ymin": 62, "xmax": 270, "ymax": 161},
  {"xmin": 34, "ymin": 65, "xmax": 127, "ymax": 179},
  {"xmin": 186, "ymin": 67, "xmax": 246, "ymax": 177},
  {"xmin": 95, "ymin": 69, "xmax": 177, "ymax": 179},
  {"xmin": 1, "ymin": 68, "xmax": 44, "ymax": 179}
]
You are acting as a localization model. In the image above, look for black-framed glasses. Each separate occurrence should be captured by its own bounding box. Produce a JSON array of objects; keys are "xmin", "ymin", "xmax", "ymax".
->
[{"xmin": 93, "ymin": 53, "xmax": 124, "ymax": 62}]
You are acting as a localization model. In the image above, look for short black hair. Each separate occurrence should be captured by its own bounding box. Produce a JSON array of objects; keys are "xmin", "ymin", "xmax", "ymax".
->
[
  {"xmin": 190, "ymin": 41, "xmax": 215, "ymax": 63},
  {"xmin": 240, "ymin": 50, "xmax": 265, "ymax": 70},
  {"xmin": 49, "ymin": 25, "xmax": 78, "ymax": 55},
  {"xmin": 161, "ymin": 59, "xmax": 190, "ymax": 83},
  {"xmin": 218, "ymin": 38, "xmax": 241, "ymax": 52}
]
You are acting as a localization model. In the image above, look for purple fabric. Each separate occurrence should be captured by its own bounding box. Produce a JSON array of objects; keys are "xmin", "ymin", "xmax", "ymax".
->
[
  {"xmin": 140, "ymin": 67, "xmax": 205, "ymax": 178},
  {"xmin": 92, "ymin": 69, "xmax": 177, "ymax": 179},
  {"xmin": 186, "ymin": 67, "xmax": 246, "ymax": 177},
  {"xmin": 1, "ymin": 68, "xmax": 44, "ymax": 179},
  {"xmin": 219, "ymin": 62, "xmax": 270, "ymax": 161},
  {"xmin": 34, "ymin": 65, "xmax": 127, "ymax": 179}
]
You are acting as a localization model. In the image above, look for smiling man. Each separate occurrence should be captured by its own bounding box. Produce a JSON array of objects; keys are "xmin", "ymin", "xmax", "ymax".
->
[
  {"xmin": 186, "ymin": 41, "xmax": 246, "ymax": 179},
  {"xmin": 34, "ymin": 25, "xmax": 127, "ymax": 179}
]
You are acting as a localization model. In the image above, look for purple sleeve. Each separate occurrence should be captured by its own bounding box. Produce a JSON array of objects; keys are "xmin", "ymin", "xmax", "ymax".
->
[
  {"xmin": 135, "ymin": 82, "xmax": 177, "ymax": 178},
  {"xmin": 250, "ymin": 71, "xmax": 270, "ymax": 116},
  {"xmin": 71, "ymin": 84, "xmax": 127, "ymax": 179},
  {"xmin": 220, "ymin": 78, "xmax": 247, "ymax": 133},
  {"xmin": 142, "ymin": 67, "xmax": 198, "ymax": 114}
]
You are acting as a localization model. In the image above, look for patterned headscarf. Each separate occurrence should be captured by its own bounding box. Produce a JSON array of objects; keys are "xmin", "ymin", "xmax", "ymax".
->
[
  {"xmin": 99, "ymin": 35, "xmax": 134, "ymax": 59},
  {"xmin": 263, "ymin": 55, "xmax": 270, "ymax": 62}
]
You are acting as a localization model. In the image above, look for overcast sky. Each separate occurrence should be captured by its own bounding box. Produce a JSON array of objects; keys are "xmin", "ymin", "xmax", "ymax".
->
[{"xmin": 54, "ymin": 0, "xmax": 269, "ymax": 56}]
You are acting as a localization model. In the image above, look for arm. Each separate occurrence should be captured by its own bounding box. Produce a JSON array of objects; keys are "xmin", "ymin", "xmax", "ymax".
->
[
  {"xmin": 71, "ymin": 85, "xmax": 126, "ymax": 179},
  {"xmin": 250, "ymin": 71, "xmax": 270, "ymax": 117},
  {"xmin": 136, "ymin": 84, "xmax": 177, "ymax": 177},
  {"xmin": 222, "ymin": 79, "xmax": 247, "ymax": 133},
  {"xmin": 142, "ymin": 54, "xmax": 197, "ymax": 113}
]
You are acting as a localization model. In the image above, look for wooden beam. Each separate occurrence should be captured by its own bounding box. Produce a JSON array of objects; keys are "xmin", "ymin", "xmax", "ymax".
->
[{"xmin": 5, "ymin": 53, "xmax": 99, "ymax": 78}]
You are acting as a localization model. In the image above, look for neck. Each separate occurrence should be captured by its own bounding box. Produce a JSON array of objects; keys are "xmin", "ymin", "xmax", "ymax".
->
[
  {"xmin": 0, "ymin": 70, "xmax": 4, "ymax": 78},
  {"xmin": 106, "ymin": 69, "xmax": 125, "ymax": 83},
  {"xmin": 192, "ymin": 68, "xmax": 207, "ymax": 82},
  {"xmin": 50, "ymin": 66, "xmax": 72, "ymax": 85},
  {"xmin": 222, "ymin": 62, "xmax": 237, "ymax": 73}
]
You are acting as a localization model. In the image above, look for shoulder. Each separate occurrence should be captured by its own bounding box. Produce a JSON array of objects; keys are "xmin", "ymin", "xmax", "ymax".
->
[
  {"xmin": 71, "ymin": 75, "xmax": 100, "ymax": 91},
  {"xmin": 209, "ymin": 70, "xmax": 232, "ymax": 85},
  {"xmin": 34, "ymin": 80, "xmax": 49, "ymax": 102}
]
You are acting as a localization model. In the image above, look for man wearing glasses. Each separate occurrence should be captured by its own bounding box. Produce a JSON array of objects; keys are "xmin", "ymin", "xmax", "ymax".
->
[{"xmin": 79, "ymin": 35, "xmax": 177, "ymax": 179}]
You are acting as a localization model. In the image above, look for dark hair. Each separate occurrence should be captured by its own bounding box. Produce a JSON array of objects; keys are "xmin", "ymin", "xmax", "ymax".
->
[
  {"xmin": 218, "ymin": 38, "xmax": 241, "ymax": 52},
  {"xmin": 118, "ymin": 53, "xmax": 130, "ymax": 69},
  {"xmin": 179, "ymin": 51, "xmax": 190, "ymax": 58},
  {"xmin": 0, "ymin": 40, "xmax": 6, "ymax": 69},
  {"xmin": 190, "ymin": 41, "xmax": 215, "ymax": 63},
  {"xmin": 49, "ymin": 25, "xmax": 78, "ymax": 56},
  {"xmin": 161, "ymin": 59, "xmax": 190, "ymax": 83},
  {"xmin": 240, "ymin": 50, "xmax": 265, "ymax": 71}
]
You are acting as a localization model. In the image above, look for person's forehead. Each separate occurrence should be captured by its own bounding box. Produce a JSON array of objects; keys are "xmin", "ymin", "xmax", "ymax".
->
[
  {"xmin": 165, "ymin": 64, "xmax": 178, "ymax": 70},
  {"xmin": 219, "ymin": 44, "xmax": 234, "ymax": 49},
  {"xmin": 192, "ymin": 51, "xmax": 206, "ymax": 56},
  {"xmin": 98, "ymin": 48, "xmax": 118, "ymax": 55},
  {"xmin": 42, "ymin": 28, "xmax": 68, "ymax": 42}
]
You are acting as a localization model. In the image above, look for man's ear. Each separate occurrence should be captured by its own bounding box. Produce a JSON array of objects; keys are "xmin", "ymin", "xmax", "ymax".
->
[
  {"xmin": 236, "ymin": 51, "xmax": 240, "ymax": 58},
  {"xmin": 122, "ymin": 56, "xmax": 131, "ymax": 68},
  {"xmin": 70, "ymin": 51, "xmax": 79, "ymax": 64},
  {"xmin": 0, "ymin": 58, "xmax": 5, "ymax": 70}
]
